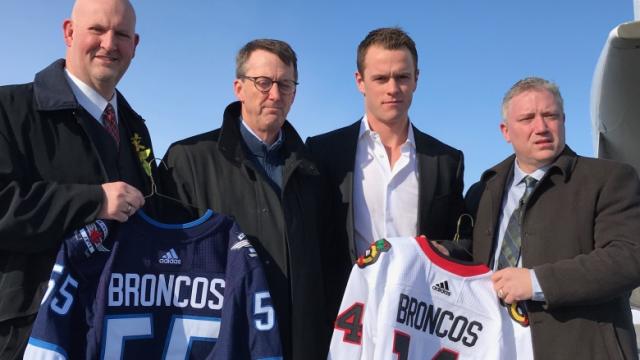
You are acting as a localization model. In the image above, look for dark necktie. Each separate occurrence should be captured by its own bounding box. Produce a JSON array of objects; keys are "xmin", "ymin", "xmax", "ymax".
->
[
  {"xmin": 102, "ymin": 103, "xmax": 119, "ymax": 147},
  {"xmin": 497, "ymin": 175, "xmax": 538, "ymax": 269}
]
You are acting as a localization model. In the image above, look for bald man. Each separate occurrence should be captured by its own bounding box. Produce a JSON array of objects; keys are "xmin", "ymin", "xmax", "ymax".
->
[{"xmin": 0, "ymin": 0, "xmax": 154, "ymax": 356}]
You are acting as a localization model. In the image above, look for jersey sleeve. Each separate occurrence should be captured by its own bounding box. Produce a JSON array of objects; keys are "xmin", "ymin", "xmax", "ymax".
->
[
  {"xmin": 24, "ymin": 221, "xmax": 112, "ymax": 360},
  {"xmin": 329, "ymin": 239, "xmax": 395, "ymax": 359},
  {"xmin": 213, "ymin": 226, "xmax": 283, "ymax": 359},
  {"xmin": 328, "ymin": 262, "xmax": 374, "ymax": 360},
  {"xmin": 214, "ymin": 265, "xmax": 282, "ymax": 360},
  {"xmin": 24, "ymin": 244, "xmax": 80, "ymax": 359}
]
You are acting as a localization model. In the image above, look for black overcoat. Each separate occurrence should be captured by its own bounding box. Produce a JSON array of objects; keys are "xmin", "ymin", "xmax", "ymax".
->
[
  {"xmin": 0, "ymin": 60, "xmax": 154, "ymax": 325},
  {"xmin": 160, "ymin": 101, "xmax": 329, "ymax": 360}
]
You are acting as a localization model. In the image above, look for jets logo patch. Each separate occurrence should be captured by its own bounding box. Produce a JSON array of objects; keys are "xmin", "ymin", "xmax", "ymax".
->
[
  {"xmin": 356, "ymin": 239, "xmax": 391, "ymax": 268},
  {"xmin": 76, "ymin": 220, "xmax": 110, "ymax": 257}
]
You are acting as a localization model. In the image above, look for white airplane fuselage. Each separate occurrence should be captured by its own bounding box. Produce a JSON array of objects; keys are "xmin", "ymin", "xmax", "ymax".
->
[{"xmin": 591, "ymin": 20, "xmax": 640, "ymax": 173}]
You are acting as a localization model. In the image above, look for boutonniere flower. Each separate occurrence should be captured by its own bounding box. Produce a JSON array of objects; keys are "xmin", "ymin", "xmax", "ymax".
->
[{"xmin": 130, "ymin": 133, "xmax": 152, "ymax": 177}]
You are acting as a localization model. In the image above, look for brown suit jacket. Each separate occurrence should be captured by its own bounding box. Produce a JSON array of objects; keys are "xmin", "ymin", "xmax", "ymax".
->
[{"xmin": 466, "ymin": 146, "xmax": 640, "ymax": 359}]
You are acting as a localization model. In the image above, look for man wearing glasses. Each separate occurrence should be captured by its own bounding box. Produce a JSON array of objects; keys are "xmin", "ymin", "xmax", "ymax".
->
[{"xmin": 159, "ymin": 39, "xmax": 328, "ymax": 359}]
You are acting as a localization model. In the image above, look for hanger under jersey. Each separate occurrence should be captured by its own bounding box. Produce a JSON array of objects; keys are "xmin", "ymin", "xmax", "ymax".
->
[
  {"xmin": 450, "ymin": 213, "xmax": 474, "ymax": 259},
  {"xmin": 432, "ymin": 213, "xmax": 474, "ymax": 260},
  {"xmin": 144, "ymin": 158, "xmax": 205, "ymax": 213}
]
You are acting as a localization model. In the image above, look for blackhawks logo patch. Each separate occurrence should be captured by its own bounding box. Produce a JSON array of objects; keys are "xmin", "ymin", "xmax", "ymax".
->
[
  {"xmin": 507, "ymin": 301, "xmax": 529, "ymax": 327},
  {"xmin": 356, "ymin": 239, "xmax": 392, "ymax": 268}
]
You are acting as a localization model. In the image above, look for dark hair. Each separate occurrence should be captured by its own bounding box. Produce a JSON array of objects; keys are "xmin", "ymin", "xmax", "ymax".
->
[
  {"xmin": 357, "ymin": 27, "xmax": 418, "ymax": 75},
  {"xmin": 502, "ymin": 77, "xmax": 564, "ymax": 121},
  {"xmin": 236, "ymin": 39, "xmax": 298, "ymax": 80}
]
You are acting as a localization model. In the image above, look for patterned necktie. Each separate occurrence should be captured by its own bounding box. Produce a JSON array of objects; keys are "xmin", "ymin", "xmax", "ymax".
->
[
  {"xmin": 497, "ymin": 175, "xmax": 538, "ymax": 269},
  {"xmin": 102, "ymin": 103, "xmax": 119, "ymax": 147}
]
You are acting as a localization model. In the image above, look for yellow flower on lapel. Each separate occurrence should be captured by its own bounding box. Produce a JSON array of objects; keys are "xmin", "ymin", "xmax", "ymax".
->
[{"xmin": 130, "ymin": 133, "xmax": 152, "ymax": 177}]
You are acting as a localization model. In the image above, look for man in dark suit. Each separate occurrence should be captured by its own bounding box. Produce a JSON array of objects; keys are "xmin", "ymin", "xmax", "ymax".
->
[
  {"xmin": 306, "ymin": 27, "xmax": 464, "ymax": 322},
  {"xmin": 466, "ymin": 77, "xmax": 640, "ymax": 359},
  {"xmin": 0, "ymin": 0, "xmax": 154, "ymax": 358}
]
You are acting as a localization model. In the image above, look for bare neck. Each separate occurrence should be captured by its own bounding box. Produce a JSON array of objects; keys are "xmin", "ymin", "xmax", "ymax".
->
[
  {"xmin": 366, "ymin": 116, "xmax": 409, "ymax": 148},
  {"xmin": 241, "ymin": 116, "xmax": 279, "ymax": 146},
  {"xmin": 65, "ymin": 66, "xmax": 115, "ymax": 101},
  {"xmin": 366, "ymin": 116, "xmax": 410, "ymax": 168}
]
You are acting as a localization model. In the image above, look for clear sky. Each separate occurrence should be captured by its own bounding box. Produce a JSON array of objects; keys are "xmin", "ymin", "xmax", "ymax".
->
[{"xmin": 0, "ymin": 0, "xmax": 634, "ymax": 191}]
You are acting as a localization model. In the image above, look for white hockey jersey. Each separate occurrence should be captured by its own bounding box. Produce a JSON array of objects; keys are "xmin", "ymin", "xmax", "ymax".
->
[{"xmin": 328, "ymin": 235, "xmax": 517, "ymax": 360}]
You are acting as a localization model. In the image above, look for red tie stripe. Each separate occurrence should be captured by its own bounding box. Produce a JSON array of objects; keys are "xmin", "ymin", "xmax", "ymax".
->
[{"xmin": 102, "ymin": 103, "xmax": 119, "ymax": 147}]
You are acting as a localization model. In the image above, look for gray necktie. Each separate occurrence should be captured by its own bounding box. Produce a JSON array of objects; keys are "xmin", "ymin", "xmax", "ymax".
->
[{"xmin": 497, "ymin": 176, "xmax": 538, "ymax": 269}]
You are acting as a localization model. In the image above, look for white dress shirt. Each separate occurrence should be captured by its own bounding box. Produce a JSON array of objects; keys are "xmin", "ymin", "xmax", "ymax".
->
[
  {"xmin": 353, "ymin": 115, "xmax": 419, "ymax": 256},
  {"xmin": 64, "ymin": 69, "xmax": 118, "ymax": 125}
]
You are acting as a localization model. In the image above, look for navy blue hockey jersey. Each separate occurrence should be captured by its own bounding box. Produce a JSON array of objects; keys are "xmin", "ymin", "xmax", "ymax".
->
[{"xmin": 24, "ymin": 210, "xmax": 282, "ymax": 360}]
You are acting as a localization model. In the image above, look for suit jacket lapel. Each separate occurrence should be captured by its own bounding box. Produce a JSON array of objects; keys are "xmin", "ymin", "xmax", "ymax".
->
[
  {"xmin": 413, "ymin": 126, "xmax": 438, "ymax": 231},
  {"xmin": 477, "ymin": 156, "xmax": 514, "ymax": 265},
  {"xmin": 341, "ymin": 120, "xmax": 361, "ymax": 262},
  {"xmin": 476, "ymin": 149, "xmax": 574, "ymax": 265},
  {"xmin": 117, "ymin": 95, "xmax": 154, "ymax": 193},
  {"xmin": 482, "ymin": 175, "xmax": 505, "ymax": 266}
]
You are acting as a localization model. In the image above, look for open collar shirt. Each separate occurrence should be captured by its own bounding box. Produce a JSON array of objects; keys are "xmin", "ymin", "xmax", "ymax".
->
[
  {"xmin": 240, "ymin": 118, "xmax": 284, "ymax": 192},
  {"xmin": 353, "ymin": 115, "xmax": 419, "ymax": 256}
]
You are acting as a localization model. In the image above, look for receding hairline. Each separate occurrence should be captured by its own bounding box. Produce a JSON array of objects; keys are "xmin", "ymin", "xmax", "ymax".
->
[
  {"xmin": 501, "ymin": 77, "xmax": 564, "ymax": 122},
  {"xmin": 70, "ymin": 0, "xmax": 137, "ymax": 24}
]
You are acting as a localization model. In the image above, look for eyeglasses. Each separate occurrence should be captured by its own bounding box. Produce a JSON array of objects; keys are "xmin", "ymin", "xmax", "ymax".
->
[{"xmin": 240, "ymin": 76, "xmax": 298, "ymax": 95}]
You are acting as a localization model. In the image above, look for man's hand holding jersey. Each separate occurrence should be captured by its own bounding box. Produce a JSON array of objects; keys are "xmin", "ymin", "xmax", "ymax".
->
[
  {"xmin": 99, "ymin": 181, "xmax": 145, "ymax": 222},
  {"xmin": 492, "ymin": 267, "xmax": 533, "ymax": 304}
]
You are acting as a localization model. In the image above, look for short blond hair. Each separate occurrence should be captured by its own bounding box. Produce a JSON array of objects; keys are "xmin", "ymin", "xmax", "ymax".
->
[{"xmin": 502, "ymin": 77, "xmax": 564, "ymax": 121}]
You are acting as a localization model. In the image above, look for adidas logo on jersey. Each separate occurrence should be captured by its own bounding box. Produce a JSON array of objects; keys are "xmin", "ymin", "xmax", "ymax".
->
[
  {"xmin": 159, "ymin": 249, "xmax": 182, "ymax": 265},
  {"xmin": 432, "ymin": 280, "xmax": 451, "ymax": 296}
]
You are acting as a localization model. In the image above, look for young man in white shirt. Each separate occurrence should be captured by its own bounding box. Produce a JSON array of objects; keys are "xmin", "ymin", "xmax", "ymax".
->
[{"xmin": 307, "ymin": 27, "xmax": 465, "ymax": 326}]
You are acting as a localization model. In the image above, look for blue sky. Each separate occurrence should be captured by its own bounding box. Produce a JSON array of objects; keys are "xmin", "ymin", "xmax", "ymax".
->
[{"xmin": 0, "ymin": 0, "xmax": 634, "ymax": 190}]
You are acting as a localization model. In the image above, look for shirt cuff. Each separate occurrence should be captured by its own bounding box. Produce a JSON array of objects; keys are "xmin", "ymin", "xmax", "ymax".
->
[{"xmin": 530, "ymin": 269, "xmax": 546, "ymax": 302}]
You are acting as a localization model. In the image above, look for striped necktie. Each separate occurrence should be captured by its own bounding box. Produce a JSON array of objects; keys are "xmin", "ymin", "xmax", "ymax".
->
[
  {"xmin": 102, "ymin": 103, "xmax": 119, "ymax": 147},
  {"xmin": 497, "ymin": 175, "xmax": 538, "ymax": 269}
]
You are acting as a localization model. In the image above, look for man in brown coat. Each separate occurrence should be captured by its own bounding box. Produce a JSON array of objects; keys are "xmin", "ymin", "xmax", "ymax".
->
[{"xmin": 466, "ymin": 77, "xmax": 640, "ymax": 359}]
